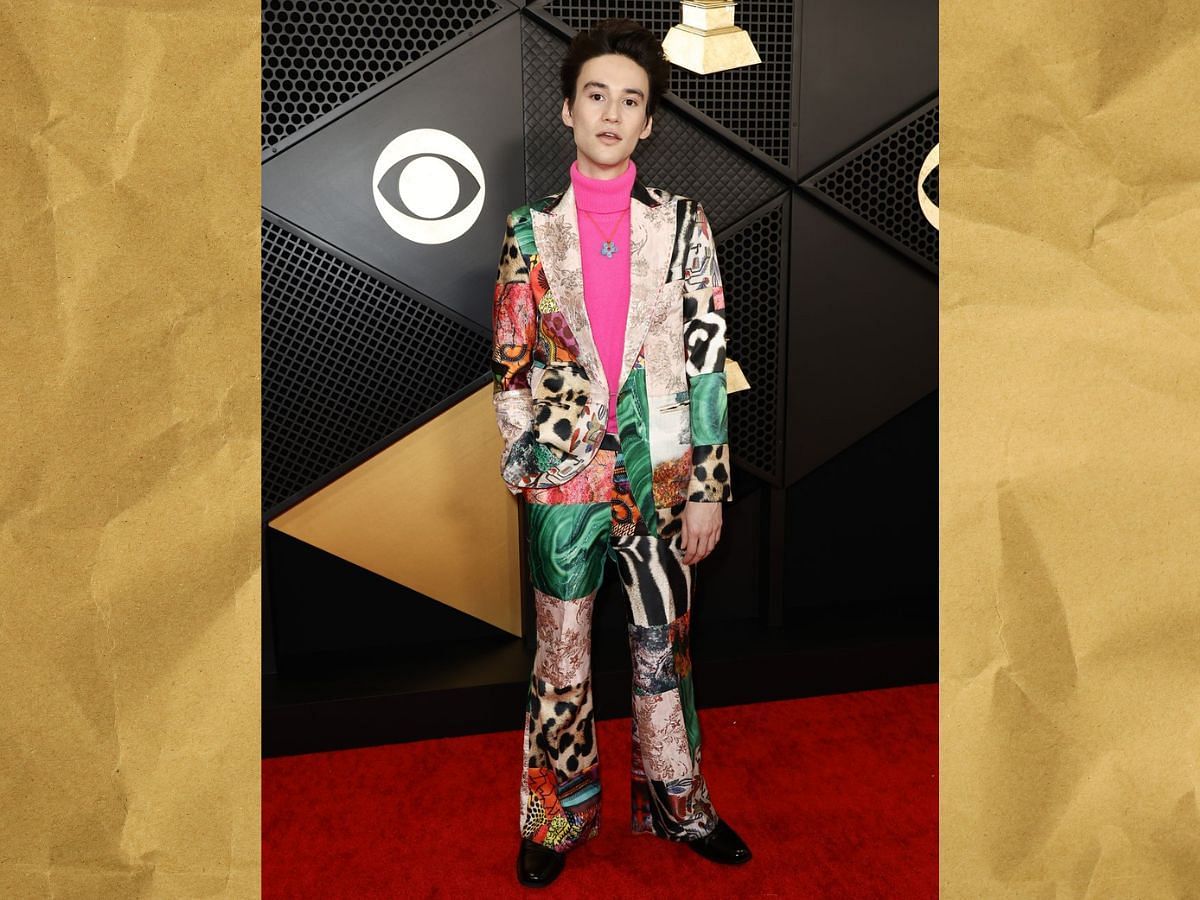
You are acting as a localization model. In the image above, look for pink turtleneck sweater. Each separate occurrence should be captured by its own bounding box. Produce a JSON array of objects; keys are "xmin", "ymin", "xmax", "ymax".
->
[{"xmin": 570, "ymin": 157, "xmax": 635, "ymax": 435}]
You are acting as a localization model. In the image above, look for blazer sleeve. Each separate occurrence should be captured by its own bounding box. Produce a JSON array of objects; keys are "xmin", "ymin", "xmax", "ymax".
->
[
  {"xmin": 491, "ymin": 211, "xmax": 537, "ymax": 492},
  {"xmin": 684, "ymin": 202, "xmax": 732, "ymax": 503}
]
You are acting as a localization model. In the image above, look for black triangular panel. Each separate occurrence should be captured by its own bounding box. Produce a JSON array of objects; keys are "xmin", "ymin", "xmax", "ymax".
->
[
  {"xmin": 262, "ymin": 0, "xmax": 509, "ymax": 150},
  {"xmin": 261, "ymin": 218, "xmax": 490, "ymax": 514},
  {"xmin": 263, "ymin": 12, "xmax": 526, "ymax": 329},
  {"xmin": 802, "ymin": 99, "xmax": 939, "ymax": 272},
  {"xmin": 267, "ymin": 527, "xmax": 514, "ymax": 663}
]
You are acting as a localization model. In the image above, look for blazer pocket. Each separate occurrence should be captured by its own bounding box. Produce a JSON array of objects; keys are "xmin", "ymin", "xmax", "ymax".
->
[
  {"xmin": 646, "ymin": 390, "xmax": 692, "ymax": 505},
  {"xmin": 655, "ymin": 394, "xmax": 691, "ymax": 415},
  {"xmin": 649, "ymin": 391, "xmax": 692, "ymax": 455},
  {"xmin": 531, "ymin": 359, "xmax": 592, "ymax": 455},
  {"xmin": 533, "ymin": 398, "xmax": 589, "ymax": 454}
]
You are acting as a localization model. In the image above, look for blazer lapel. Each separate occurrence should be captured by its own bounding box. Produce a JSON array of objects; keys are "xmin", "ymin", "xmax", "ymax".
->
[
  {"xmin": 529, "ymin": 180, "xmax": 608, "ymax": 399},
  {"xmin": 529, "ymin": 174, "xmax": 676, "ymax": 405},
  {"xmin": 620, "ymin": 180, "xmax": 675, "ymax": 388}
]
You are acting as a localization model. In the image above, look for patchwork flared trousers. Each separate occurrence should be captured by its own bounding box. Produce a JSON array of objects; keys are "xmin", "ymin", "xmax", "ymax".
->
[{"xmin": 518, "ymin": 433, "xmax": 719, "ymax": 853}]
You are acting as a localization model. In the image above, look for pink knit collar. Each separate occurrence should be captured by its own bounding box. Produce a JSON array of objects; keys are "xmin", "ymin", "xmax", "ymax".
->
[{"xmin": 570, "ymin": 158, "xmax": 637, "ymax": 213}]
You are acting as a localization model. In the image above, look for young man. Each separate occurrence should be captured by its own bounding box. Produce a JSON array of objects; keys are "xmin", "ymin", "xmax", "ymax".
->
[{"xmin": 491, "ymin": 18, "xmax": 750, "ymax": 887}]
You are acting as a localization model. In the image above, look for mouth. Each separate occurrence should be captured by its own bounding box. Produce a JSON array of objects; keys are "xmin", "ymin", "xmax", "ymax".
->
[{"xmin": 597, "ymin": 132, "xmax": 621, "ymax": 143}]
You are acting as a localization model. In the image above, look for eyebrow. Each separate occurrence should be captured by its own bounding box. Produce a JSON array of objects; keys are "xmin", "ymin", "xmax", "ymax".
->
[{"xmin": 581, "ymin": 80, "xmax": 645, "ymax": 101}]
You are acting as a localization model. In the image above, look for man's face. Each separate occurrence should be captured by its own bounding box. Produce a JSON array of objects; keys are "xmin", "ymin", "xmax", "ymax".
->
[{"xmin": 561, "ymin": 53, "xmax": 653, "ymax": 176}]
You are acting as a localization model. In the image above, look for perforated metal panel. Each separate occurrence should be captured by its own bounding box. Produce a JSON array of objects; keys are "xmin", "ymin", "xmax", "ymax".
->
[
  {"xmin": 262, "ymin": 218, "xmax": 491, "ymax": 513},
  {"xmin": 542, "ymin": 1, "xmax": 794, "ymax": 167},
  {"xmin": 261, "ymin": 0, "xmax": 506, "ymax": 149},
  {"xmin": 723, "ymin": 198, "xmax": 787, "ymax": 481},
  {"xmin": 804, "ymin": 101, "xmax": 939, "ymax": 270},
  {"xmin": 520, "ymin": 15, "xmax": 783, "ymax": 237}
]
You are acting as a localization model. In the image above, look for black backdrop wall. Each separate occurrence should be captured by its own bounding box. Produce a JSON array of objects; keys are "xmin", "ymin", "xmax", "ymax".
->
[{"xmin": 262, "ymin": 1, "xmax": 937, "ymax": 756}]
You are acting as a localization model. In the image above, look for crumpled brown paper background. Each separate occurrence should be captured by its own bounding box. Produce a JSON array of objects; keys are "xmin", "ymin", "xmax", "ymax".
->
[
  {"xmin": 1, "ymin": 1, "xmax": 260, "ymax": 896},
  {"xmin": 940, "ymin": 1, "xmax": 1200, "ymax": 896},
  {"xmin": 3, "ymin": 0, "xmax": 1198, "ymax": 896}
]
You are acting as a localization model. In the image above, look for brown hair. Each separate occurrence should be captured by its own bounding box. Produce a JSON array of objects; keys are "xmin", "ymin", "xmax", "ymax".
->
[{"xmin": 560, "ymin": 18, "xmax": 671, "ymax": 120}]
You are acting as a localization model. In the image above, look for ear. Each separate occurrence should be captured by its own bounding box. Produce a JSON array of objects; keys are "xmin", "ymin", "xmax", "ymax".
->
[
  {"xmin": 561, "ymin": 97, "xmax": 573, "ymax": 127},
  {"xmin": 640, "ymin": 114, "xmax": 653, "ymax": 139}
]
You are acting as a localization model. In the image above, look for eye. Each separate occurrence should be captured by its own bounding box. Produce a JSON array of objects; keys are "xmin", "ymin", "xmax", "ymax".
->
[
  {"xmin": 374, "ymin": 152, "xmax": 480, "ymax": 221},
  {"xmin": 369, "ymin": 128, "xmax": 487, "ymax": 245},
  {"xmin": 590, "ymin": 92, "xmax": 603, "ymax": 101}
]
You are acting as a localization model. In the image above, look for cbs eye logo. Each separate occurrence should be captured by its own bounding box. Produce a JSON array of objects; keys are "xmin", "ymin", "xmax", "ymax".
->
[
  {"xmin": 918, "ymin": 142, "xmax": 939, "ymax": 231},
  {"xmin": 372, "ymin": 128, "xmax": 485, "ymax": 244}
]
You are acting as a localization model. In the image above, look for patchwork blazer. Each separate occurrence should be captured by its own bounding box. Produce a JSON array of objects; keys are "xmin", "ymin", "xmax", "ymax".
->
[{"xmin": 491, "ymin": 174, "xmax": 731, "ymax": 539}]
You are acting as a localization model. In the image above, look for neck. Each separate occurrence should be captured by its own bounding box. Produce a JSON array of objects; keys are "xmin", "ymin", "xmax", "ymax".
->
[{"xmin": 570, "ymin": 157, "xmax": 637, "ymax": 213}]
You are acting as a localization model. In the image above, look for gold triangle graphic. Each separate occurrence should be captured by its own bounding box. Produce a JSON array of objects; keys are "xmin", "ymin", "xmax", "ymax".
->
[{"xmin": 270, "ymin": 384, "xmax": 522, "ymax": 636}]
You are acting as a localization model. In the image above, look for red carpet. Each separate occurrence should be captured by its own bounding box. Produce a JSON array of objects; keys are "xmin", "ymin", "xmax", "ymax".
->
[{"xmin": 264, "ymin": 684, "xmax": 937, "ymax": 898}]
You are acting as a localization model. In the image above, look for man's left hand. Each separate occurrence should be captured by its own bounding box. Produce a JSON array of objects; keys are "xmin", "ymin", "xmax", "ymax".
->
[{"xmin": 679, "ymin": 501, "xmax": 723, "ymax": 566}]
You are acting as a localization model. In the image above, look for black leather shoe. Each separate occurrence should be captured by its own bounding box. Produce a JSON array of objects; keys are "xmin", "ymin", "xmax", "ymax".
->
[
  {"xmin": 685, "ymin": 819, "xmax": 752, "ymax": 865},
  {"xmin": 517, "ymin": 838, "xmax": 565, "ymax": 887}
]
